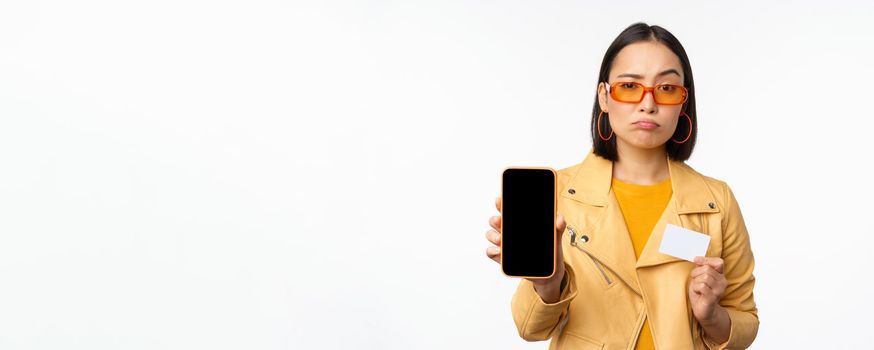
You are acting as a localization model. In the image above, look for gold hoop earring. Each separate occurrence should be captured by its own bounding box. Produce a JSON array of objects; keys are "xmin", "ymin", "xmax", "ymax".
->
[
  {"xmin": 672, "ymin": 112, "xmax": 693, "ymax": 144},
  {"xmin": 597, "ymin": 111, "xmax": 613, "ymax": 141}
]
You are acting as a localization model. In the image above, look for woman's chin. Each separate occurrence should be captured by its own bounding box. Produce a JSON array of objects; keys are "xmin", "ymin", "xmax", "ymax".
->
[{"xmin": 620, "ymin": 136, "xmax": 668, "ymax": 150}]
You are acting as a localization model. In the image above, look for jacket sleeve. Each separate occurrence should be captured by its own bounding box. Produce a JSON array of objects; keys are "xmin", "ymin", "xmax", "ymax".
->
[
  {"xmin": 703, "ymin": 183, "xmax": 760, "ymax": 349},
  {"xmin": 510, "ymin": 261, "xmax": 578, "ymax": 341}
]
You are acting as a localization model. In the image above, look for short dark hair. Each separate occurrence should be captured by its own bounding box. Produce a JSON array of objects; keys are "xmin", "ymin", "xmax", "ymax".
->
[{"xmin": 591, "ymin": 22, "xmax": 697, "ymax": 162}]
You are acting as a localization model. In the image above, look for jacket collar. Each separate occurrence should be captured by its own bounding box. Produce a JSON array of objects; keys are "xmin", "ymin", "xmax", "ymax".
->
[
  {"xmin": 560, "ymin": 148, "xmax": 720, "ymax": 295},
  {"xmin": 561, "ymin": 148, "xmax": 719, "ymax": 215}
]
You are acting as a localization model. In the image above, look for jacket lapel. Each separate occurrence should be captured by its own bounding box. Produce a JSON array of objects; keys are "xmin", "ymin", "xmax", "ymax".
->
[
  {"xmin": 636, "ymin": 157, "xmax": 720, "ymax": 269},
  {"xmin": 560, "ymin": 149, "xmax": 721, "ymax": 295}
]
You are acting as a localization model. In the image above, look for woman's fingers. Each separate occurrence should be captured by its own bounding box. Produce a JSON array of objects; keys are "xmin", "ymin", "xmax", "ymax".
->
[
  {"xmin": 692, "ymin": 273, "xmax": 715, "ymax": 290},
  {"xmin": 691, "ymin": 267, "xmax": 727, "ymax": 291},
  {"xmin": 693, "ymin": 281, "xmax": 714, "ymax": 297},
  {"xmin": 691, "ymin": 267, "xmax": 719, "ymax": 282},
  {"xmin": 689, "ymin": 265, "xmax": 727, "ymax": 289},
  {"xmin": 693, "ymin": 256, "xmax": 724, "ymax": 274},
  {"xmin": 486, "ymin": 246, "xmax": 501, "ymax": 264},
  {"xmin": 485, "ymin": 229, "xmax": 501, "ymax": 245},
  {"xmin": 690, "ymin": 271, "xmax": 726, "ymax": 301},
  {"xmin": 690, "ymin": 265, "xmax": 709, "ymax": 278},
  {"xmin": 485, "ymin": 226, "xmax": 501, "ymax": 264},
  {"xmin": 489, "ymin": 215, "xmax": 501, "ymax": 231},
  {"xmin": 690, "ymin": 277, "xmax": 715, "ymax": 297},
  {"xmin": 486, "ymin": 198, "xmax": 503, "ymax": 265}
]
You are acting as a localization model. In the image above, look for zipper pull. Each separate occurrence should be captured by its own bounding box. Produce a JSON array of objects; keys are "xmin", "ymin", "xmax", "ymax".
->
[{"xmin": 568, "ymin": 226, "xmax": 577, "ymax": 246}]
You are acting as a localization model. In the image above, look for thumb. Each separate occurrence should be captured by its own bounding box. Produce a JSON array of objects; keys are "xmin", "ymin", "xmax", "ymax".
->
[{"xmin": 555, "ymin": 215, "xmax": 566, "ymax": 236}]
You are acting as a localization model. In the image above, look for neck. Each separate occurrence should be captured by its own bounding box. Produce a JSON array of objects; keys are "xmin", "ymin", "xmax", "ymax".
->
[{"xmin": 612, "ymin": 143, "xmax": 669, "ymax": 185}]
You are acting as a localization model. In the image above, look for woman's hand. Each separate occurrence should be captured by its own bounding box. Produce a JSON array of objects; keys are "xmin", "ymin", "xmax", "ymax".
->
[
  {"xmin": 485, "ymin": 197, "xmax": 567, "ymax": 303},
  {"xmin": 688, "ymin": 256, "xmax": 731, "ymax": 344}
]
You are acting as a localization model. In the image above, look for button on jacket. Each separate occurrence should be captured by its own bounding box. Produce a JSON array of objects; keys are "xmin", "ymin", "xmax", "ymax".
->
[{"xmin": 510, "ymin": 149, "xmax": 759, "ymax": 349}]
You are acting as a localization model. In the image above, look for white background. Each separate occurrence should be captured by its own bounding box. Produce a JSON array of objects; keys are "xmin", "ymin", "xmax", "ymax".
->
[{"xmin": 1, "ymin": 0, "xmax": 872, "ymax": 349}]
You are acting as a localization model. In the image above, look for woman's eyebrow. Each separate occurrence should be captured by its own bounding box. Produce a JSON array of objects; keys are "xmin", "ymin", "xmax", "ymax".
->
[{"xmin": 616, "ymin": 69, "xmax": 681, "ymax": 79}]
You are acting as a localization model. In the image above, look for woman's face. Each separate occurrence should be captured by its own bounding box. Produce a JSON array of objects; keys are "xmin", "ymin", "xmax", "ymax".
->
[{"xmin": 598, "ymin": 41, "xmax": 686, "ymax": 152}]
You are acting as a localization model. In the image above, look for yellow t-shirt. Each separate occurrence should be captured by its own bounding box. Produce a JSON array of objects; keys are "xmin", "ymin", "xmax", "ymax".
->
[{"xmin": 611, "ymin": 176, "xmax": 673, "ymax": 350}]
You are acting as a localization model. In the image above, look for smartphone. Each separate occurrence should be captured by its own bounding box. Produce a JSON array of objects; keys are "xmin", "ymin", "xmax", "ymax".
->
[{"xmin": 500, "ymin": 167, "xmax": 557, "ymax": 279}]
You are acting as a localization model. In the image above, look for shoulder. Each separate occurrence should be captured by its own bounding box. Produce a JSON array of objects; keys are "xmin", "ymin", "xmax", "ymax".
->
[
  {"xmin": 556, "ymin": 162, "xmax": 584, "ymax": 190},
  {"xmin": 556, "ymin": 162, "xmax": 583, "ymax": 178},
  {"xmin": 689, "ymin": 164, "xmax": 729, "ymax": 191},
  {"xmin": 682, "ymin": 162, "xmax": 740, "ymax": 212}
]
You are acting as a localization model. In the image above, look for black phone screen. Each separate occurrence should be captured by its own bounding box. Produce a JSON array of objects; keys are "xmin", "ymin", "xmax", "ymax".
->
[{"xmin": 501, "ymin": 168, "xmax": 556, "ymax": 278}]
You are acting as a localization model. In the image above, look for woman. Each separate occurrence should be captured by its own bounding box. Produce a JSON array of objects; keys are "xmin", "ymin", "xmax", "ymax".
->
[{"xmin": 484, "ymin": 23, "xmax": 758, "ymax": 349}]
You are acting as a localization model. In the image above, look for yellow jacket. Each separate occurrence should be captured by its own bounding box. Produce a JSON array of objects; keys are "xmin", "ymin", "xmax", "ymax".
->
[{"xmin": 510, "ymin": 149, "xmax": 759, "ymax": 349}]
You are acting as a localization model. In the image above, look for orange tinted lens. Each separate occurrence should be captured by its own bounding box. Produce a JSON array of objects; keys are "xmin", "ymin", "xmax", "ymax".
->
[
  {"xmin": 653, "ymin": 84, "xmax": 687, "ymax": 104},
  {"xmin": 611, "ymin": 82, "xmax": 644, "ymax": 102}
]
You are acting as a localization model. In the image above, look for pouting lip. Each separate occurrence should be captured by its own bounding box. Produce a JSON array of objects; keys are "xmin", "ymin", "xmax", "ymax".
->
[{"xmin": 634, "ymin": 118, "xmax": 660, "ymax": 126}]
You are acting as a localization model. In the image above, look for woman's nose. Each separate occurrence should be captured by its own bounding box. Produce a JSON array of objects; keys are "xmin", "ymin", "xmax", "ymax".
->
[{"xmin": 638, "ymin": 90, "xmax": 658, "ymax": 113}]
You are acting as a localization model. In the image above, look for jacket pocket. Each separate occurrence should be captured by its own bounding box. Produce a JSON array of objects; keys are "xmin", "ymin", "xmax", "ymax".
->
[
  {"xmin": 584, "ymin": 250, "xmax": 613, "ymax": 286},
  {"xmin": 558, "ymin": 330, "xmax": 605, "ymax": 350},
  {"xmin": 568, "ymin": 226, "xmax": 613, "ymax": 287}
]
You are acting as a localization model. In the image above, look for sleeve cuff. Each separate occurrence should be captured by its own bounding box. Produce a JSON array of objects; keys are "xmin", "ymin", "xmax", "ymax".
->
[
  {"xmin": 702, "ymin": 322, "xmax": 731, "ymax": 350},
  {"xmin": 511, "ymin": 262, "xmax": 578, "ymax": 340},
  {"xmin": 702, "ymin": 307, "xmax": 759, "ymax": 350},
  {"xmin": 529, "ymin": 262, "xmax": 577, "ymax": 307}
]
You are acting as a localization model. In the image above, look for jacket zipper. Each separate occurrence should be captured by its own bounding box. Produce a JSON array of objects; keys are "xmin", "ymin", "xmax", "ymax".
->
[{"xmin": 568, "ymin": 226, "xmax": 612, "ymax": 284}]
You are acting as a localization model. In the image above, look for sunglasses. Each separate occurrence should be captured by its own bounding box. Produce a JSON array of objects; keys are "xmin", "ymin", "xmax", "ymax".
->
[{"xmin": 604, "ymin": 81, "xmax": 688, "ymax": 105}]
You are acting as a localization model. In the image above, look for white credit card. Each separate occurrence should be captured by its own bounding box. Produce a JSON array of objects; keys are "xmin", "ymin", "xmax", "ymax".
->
[{"xmin": 659, "ymin": 224, "xmax": 711, "ymax": 262}]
